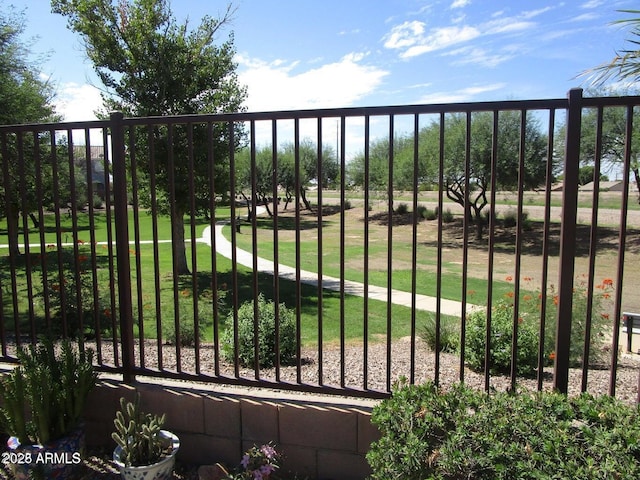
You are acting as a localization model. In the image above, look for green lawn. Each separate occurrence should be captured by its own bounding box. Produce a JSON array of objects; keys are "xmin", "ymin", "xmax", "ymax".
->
[{"xmin": 0, "ymin": 209, "xmax": 510, "ymax": 344}]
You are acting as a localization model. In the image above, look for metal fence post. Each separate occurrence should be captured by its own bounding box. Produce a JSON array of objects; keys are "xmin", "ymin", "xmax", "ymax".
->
[
  {"xmin": 553, "ymin": 88, "xmax": 583, "ymax": 394},
  {"xmin": 110, "ymin": 112, "xmax": 135, "ymax": 383}
]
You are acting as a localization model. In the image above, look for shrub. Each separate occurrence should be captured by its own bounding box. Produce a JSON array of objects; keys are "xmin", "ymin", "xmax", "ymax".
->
[
  {"xmin": 162, "ymin": 304, "xmax": 205, "ymax": 347},
  {"xmin": 40, "ymin": 246, "xmax": 111, "ymax": 337},
  {"xmin": 466, "ymin": 300, "xmax": 543, "ymax": 376},
  {"xmin": 222, "ymin": 294, "xmax": 296, "ymax": 368},
  {"xmin": 502, "ymin": 208, "xmax": 529, "ymax": 228},
  {"xmin": 441, "ymin": 208, "xmax": 454, "ymax": 223},
  {"xmin": 395, "ymin": 202, "xmax": 409, "ymax": 215},
  {"xmin": 419, "ymin": 206, "xmax": 437, "ymax": 221},
  {"xmin": 419, "ymin": 313, "xmax": 458, "ymax": 353},
  {"xmin": 465, "ymin": 276, "xmax": 614, "ymax": 376},
  {"xmin": 368, "ymin": 380, "xmax": 640, "ymax": 480}
]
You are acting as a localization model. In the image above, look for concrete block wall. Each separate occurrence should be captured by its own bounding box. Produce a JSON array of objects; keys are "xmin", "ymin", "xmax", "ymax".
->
[{"xmin": 84, "ymin": 376, "xmax": 381, "ymax": 480}]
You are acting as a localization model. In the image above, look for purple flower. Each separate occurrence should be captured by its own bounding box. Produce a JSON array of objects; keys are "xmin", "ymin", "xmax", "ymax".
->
[
  {"xmin": 260, "ymin": 445, "xmax": 277, "ymax": 460},
  {"xmin": 241, "ymin": 454, "xmax": 250, "ymax": 469}
]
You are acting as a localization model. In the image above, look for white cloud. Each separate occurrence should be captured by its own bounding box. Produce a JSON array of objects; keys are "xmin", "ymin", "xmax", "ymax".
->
[
  {"xmin": 383, "ymin": 7, "xmax": 549, "ymax": 60},
  {"xmin": 569, "ymin": 13, "xmax": 599, "ymax": 22},
  {"xmin": 55, "ymin": 82, "xmax": 103, "ymax": 122},
  {"xmin": 400, "ymin": 25, "xmax": 481, "ymax": 58},
  {"xmin": 236, "ymin": 53, "xmax": 389, "ymax": 112},
  {"xmin": 418, "ymin": 83, "xmax": 507, "ymax": 104},
  {"xmin": 451, "ymin": 0, "xmax": 471, "ymax": 8},
  {"xmin": 581, "ymin": 0, "xmax": 604, "ymax": 8},
  {"xmin": 383, "ymin": 21, "xmax": 426, "ymax": 49},
  {"xmin": 445, "ymin": 47, "xmax": 515, "ymax": 68}
]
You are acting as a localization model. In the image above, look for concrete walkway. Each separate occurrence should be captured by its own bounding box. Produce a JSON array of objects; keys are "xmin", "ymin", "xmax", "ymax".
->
[{"xmin": 199, "ymin": 221, "xmax": 475, "ymax": 317}]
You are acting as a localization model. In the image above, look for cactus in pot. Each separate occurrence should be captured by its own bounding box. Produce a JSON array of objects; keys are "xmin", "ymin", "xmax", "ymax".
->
[{"xmin": 112, "ymin": 393, "xmax": 180, "ymax": 479}]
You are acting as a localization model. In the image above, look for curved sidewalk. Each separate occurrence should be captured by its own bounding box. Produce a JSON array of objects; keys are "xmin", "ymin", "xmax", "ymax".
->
[{"xmin": 199, "ymin": 222, "xmax": 474, "ymax": 317}]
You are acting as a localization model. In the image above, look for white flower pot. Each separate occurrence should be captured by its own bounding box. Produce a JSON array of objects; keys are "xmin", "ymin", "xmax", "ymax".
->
[{"xmin": 112, "ymin": 430, "xmax": 180, "ymax": 480}]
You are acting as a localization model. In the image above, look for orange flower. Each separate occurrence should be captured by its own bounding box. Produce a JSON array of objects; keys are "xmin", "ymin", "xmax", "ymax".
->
[
  {"xmin": 181, "ymin": 289, "xmax": 190, "ymax": 297},
  {"xmin": 78, "ymin": 254, "xmax": 88, "ymax": 263},
  {"xmin": 553, "ymin": 295, "xmax": 559, "ymax": 306},
  {"xmin": 505, "ymin": 291, "xmax": 515, "ymax": 298},
  {"xmin": 523, "ymin": 294, "xmax": 532, "ymax": 302},
  {"xmin": 549, "ymin": 351, "xmax": 556, "ymax": 360},
  {"xmin": 506, "ymin": 275, "xmax": 513, "ymax": 282},
  {"xmin": 602, "ymin": 278, "xmax": 614, "ymax": 287},
  {"xmin": 518, "ymin": 317, "xmax": 524, "ymax": 324},
  {"xmin": 104, "ymin": 308, "xmax": 111, "ymax": 318},
  {"xmin": 603, "ymin": 293, "xmax": 611, "ymax": 299},
  {"xmin": 523, "ymin": 276, "xmax": 533, "ymax": 282},
  {"xmin": 51, "ymin": 284, "xmax": 60, "ymax": 292},
  {"xmin": 601, "ymin": 313, "xmax": 610, "ymax": 320},
  {"xmin": 467, "ymin": 289, "xmax": 476, "ymax": 297}
]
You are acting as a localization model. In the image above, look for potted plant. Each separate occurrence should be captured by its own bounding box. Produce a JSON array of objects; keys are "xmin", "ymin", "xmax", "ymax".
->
[
  {"xmin": 0, "ymin": 337, "xmax": 97, "ymax": 480},
  {"xmin": 112, "ymin": 393, "xmax": 180, "ymax": 479}
]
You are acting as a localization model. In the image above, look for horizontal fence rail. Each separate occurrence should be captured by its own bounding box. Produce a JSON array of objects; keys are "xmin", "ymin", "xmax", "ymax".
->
[{"xmin": 1, "ymin": 89, "xmax": 639, "ymax": 400}]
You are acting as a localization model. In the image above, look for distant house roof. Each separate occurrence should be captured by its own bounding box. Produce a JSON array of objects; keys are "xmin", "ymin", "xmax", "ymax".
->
[{"xmin": 579, "ymin": 181, "xmax": 625, "ymax": 192}]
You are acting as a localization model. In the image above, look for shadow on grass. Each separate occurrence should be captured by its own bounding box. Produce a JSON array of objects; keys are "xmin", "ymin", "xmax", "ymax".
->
[{"xmin": 419, "ymin": 219, "xmax": 640, "ymax": 257}]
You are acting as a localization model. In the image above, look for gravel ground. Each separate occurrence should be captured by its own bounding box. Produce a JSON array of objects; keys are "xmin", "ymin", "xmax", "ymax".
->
[{"xmin": 82, "ymin": 337, "xmax": 640, "ymax": 403}]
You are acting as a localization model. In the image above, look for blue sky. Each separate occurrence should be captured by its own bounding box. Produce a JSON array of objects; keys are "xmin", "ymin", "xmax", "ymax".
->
[{"xmin": 7, "ymin": 0, "xmax": 638, "ymax": 122}]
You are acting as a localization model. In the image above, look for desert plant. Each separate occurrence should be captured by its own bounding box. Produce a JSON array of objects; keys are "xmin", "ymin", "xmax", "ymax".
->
[
  {"xmin": 112, "ymin": 393, "xmax": 167, "ymax": 467},
  {"xmin": 0, "ymin": 337, "xmax": 97, "ymax": 446},
  {"xmin": 419, "ymin": 313, "xmax": 459, "ymax": 353},
  {"xmin": 222, "ymin": 294, "xmax": 296, "ymax": 368}
]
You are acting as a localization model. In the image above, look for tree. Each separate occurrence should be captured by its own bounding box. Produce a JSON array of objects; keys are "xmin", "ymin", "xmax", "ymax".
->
[
  {"xmin": 580, "ymin": 10, "xmax": 640, "ymax": 87},
  {"xmin": 437, "ymin": 111, "xmax": 548, "ymax": 239},
  {"xmin": 0, "ymin": 3, "xmax": 57, "ymax": 256},
  {"xmin": 51, "ymin": 0, "xmax": 247, "ymax": 274},
  {"xmin": 555, "ymin": 88, "xmax": 640, "ymax": 203}
]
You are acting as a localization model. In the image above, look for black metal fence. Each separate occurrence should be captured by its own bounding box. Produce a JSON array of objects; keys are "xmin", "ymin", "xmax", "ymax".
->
[{"xmin": 1, "ymin": 88, "xmax": 639, "ymax": 400}]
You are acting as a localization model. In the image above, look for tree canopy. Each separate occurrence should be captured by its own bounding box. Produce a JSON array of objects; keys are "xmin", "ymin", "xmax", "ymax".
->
[
  {"xmin": 348, "ymin": 111, "xmax": 549, "ymax": 239},
  {"xmin": 52, "ymin": 0, "xmax": 247, "ymax": 274},
  {"xmin": 0, "ymin": 2, "xmax": 58, "ymax": 256}
]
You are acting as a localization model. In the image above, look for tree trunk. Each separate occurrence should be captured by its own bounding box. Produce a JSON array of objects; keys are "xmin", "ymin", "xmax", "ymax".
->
[
  {"xmin": 633, "ymin": 166, "xmax": 640, "ymax": 205},
  {"xmin": 299, "ymin": 186, "xmax": 313, "ymax": 212},
  {"xmin": 7, "ymin": 204, "xmax": 21, "ymax": 257},
  {"xmin": 171, "ymin": 207, "xmax": 190, "ymax": 275}
]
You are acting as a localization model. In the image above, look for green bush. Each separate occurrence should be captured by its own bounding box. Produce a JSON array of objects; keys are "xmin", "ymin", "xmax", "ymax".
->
[
  {"xmin": 418, "ymin": 206, "xmax": 437, "ymax": 221},
  {"xmin": 465, "ymin": 276, "xmax": 614, "ymax": 376},
  {"xmin": 395, "ymin": 202, "xmax": 409, "ymax": 215},
  {"xmin": 222, "ymin": 294, "xmax": 296, "ymax": 368},
  {"xmin": 466, "ymin": 300, "xmax": 544, "ymax": 377},
  {"xmin": 368, "ymin": 380, "xmax": 640, "ymax": 480},
  {"xmin": 419, "ymin": 313, "xmax": 458, "ymax": 353},
  {"xmin": 162, "ymin": 304, "xmax": 205, "ymax": 347},
  {"xmin": 502, "ymin": 208, "xmax": 529, "ymax": 228},
  {"xmin": 441, "ymin": 208, "xmax": 454, "ymax": 223}
]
